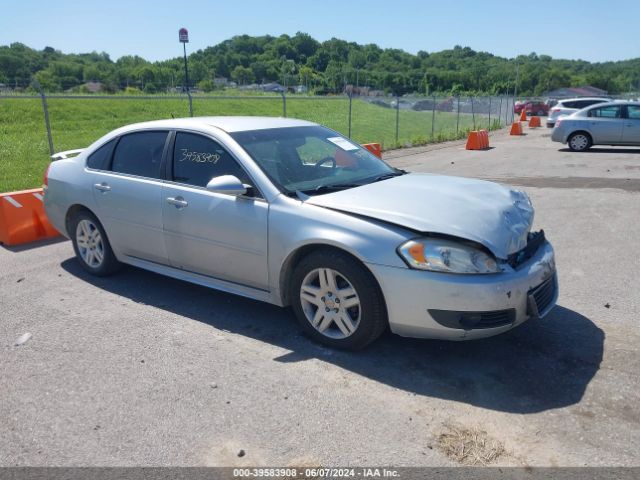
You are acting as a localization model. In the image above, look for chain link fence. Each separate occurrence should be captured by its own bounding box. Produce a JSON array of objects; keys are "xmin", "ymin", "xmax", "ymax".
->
[{"xmin": 0, "ymin": 93, "xmax": 515, "ymax": 191}]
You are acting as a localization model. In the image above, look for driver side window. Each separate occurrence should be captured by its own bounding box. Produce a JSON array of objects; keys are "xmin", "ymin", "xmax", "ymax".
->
[
  {"xmin": 627, "ymin": 105, "xmax": 640, "ymax": 120},
  {"xmin": 172, "ymin": 132, "xmax": 252, "ymax": 188}
]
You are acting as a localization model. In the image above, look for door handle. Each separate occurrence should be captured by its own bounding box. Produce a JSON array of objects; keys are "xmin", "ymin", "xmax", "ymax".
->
[
  {"xmin": 626, "ymin": 124, "xmax": 634, "ymax": 127},
  {"xmin": 94, "ymin": 183, "xmax": 111, "ymax": 192},
  {"xmin": 166, "ymin": 196, "xmax": 188, "ymax": 208}
]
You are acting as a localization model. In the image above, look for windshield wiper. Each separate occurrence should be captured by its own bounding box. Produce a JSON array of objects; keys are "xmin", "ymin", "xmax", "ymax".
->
[
  {"xmin": 297, "ymin": 182, "xmax": 362, "ymax": 196},
  {"xmin": 291, "ymin": 170, "xmax": 408, "ymax": 197},
  {"xmin": 363, "ymin": 170, "xmax": 407, "ymax": 184}
]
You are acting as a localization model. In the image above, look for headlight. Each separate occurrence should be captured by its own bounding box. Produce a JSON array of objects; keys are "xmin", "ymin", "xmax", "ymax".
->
[{"xmin": 398, "ymin": 238, "xmax": 501, "ymax": 274}]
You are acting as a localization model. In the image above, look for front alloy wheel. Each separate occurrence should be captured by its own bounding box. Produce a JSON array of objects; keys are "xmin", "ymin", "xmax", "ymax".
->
[
  {"xmin": 290, "ymin": 249, "xmax": 387, "ymax": 350},
  {"xmin": 300, "ymin": 268, "xmax": 361, "ymax": 339}
]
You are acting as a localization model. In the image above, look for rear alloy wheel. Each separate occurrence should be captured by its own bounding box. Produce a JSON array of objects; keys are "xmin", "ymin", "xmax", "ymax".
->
[
  {"xmin": 291, "ymin": 250, "xmax": 387, "ymax": 350},
  {"xmin": 568, "ymin": 132, "xmax": 592, "ymax": 152},
  {"xmin": 537, "ymin": 110, "xmax": 545, "ymax": 116},
  {"xmin": 71, "ymin": 211, "xmax": 121, "ymax": 276}
]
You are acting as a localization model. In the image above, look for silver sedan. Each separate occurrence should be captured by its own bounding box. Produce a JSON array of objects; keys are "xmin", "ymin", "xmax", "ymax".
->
[
  {"xmin": 44, "ymin": 117, "xmax": 558, "ymax": 349},
  {"xmin": 551, "ymin": 101, "xmax": 640, "ymax": 151}
]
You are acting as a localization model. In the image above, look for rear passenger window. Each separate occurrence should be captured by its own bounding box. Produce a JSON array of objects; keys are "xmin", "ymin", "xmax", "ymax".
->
[
  {"xmin": 588, "ymin": 106, "xmax": 621, "ymax": 118},
  {"xmin": 577, "ymin": 100, "xmax": 596, "ymax": 108},
  {"xmin": 111, "ymin": 131, "xmax": 167, "ymax": 179},
  {"xmin": 87, "ymin": 139, "xmax": 115, "ymax": 170},
  {"xmin": 172, "ymin": 132, "xmax": 251, "ymax": 188}
]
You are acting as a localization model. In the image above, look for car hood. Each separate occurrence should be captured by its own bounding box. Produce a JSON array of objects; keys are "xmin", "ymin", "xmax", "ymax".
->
[{"xmin": 305, "ymin": 173, "xmax": 534, "ymax": 259}]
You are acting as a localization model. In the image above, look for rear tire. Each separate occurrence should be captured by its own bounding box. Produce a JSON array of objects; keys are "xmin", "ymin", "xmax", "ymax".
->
[
  {"xmin": 70, "ymin": 210, "xmax": 121, "ymax": 276},
  {"xmin": 568, "ymin": 132, "xmax": 592, "ymax": 152},
  {"xmin": 290, "ymin": 249, "xmax": 387, "ymax": 350}
]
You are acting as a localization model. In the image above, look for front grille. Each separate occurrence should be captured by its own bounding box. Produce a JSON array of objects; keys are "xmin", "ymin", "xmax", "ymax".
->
[
  {"xmin": 528, "ymin": 275, "xmax": 557, "ymax": 317},
  {"xmin": 429, "ymin": 308, "xmax": 516, "ymax": 330}
]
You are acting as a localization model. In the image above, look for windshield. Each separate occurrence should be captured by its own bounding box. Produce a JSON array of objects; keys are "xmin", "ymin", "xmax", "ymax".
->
[{"xmin": 230, "ymin": 126, "xmax": 401, "ymax": 195}]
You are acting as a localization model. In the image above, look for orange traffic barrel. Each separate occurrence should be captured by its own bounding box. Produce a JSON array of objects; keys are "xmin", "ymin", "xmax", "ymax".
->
[
  {"xmin": 510, "ymin": 122, "xmax": 523, "ymax": 136},
  {"xmin": 362, "ymin": 143, "xmax": 382, "ymax": 159},
  {"xmin": 465, "ymin": 131, "xmax": 481, "ymax": 150}
]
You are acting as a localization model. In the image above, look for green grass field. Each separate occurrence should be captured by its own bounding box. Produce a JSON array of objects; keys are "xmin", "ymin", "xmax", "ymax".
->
[{"xmin": 0, "ymin": 96, "xmax": 499, "ymax": 192}]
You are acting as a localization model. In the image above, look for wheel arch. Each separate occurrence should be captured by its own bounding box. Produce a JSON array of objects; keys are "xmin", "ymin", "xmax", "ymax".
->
[
  {"xmin": 278, "ymin": 243, "xmax": 384, "ymax": 308},
  {"xmin": 64, "ymin": 204, "xmax": 100, "ymax": 237},
  {"xmin": 65, "ymin": 203, "xmax": 122, "ymax": 276}
]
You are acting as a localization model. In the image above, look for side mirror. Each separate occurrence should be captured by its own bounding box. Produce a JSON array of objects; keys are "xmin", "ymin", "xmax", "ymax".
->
[{"xmin": 205, "ymin": 175, "xmax": 247, "ymax": 196}]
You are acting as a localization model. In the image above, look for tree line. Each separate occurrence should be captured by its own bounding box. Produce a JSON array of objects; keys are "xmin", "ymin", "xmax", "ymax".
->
[{"xmin": 1, "ymin": 33, "xmax": 639, "ymax": 96}]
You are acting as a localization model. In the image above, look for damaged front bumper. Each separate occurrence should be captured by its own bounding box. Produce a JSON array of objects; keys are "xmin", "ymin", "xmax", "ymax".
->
[{"xmin": 367, "ymin": 240, "xmax": 558, "ymax": 340}]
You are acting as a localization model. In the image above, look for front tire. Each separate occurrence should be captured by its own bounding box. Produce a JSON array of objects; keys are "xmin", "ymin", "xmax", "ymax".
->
[
  {"xmin": 568, "ymin": 132, "xmax": 592, "ymax": 152},
  {"xmin": 70, "ymin": 211, "xmax": 121, "ymax": 276},
  {"xmin": 290, "ymin": 249, "xmax": 387, "ymax": 350}
]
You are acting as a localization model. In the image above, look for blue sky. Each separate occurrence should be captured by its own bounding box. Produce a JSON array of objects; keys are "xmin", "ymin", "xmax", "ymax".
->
[{"xmin": 1, "ymin": 0, "xmax": 638, "ymax": 62}]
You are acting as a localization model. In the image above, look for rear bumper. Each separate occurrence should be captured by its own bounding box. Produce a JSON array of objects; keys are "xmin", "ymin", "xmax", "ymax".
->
[
  {"xmin": 43, "ymin": 187, "xmax": 70, "ymax": 238},
  {"xmin": 551, "ymin": 128, "xmax": 567, "ymax": 143},
  {"xmin": 367, "ymin": 241, "xmax": 557, "ymax": 340}
]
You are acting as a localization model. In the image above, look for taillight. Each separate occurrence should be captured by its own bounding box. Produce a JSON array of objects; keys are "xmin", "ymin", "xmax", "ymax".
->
[
  {"xmin": 43, "ymin": 163, "xmax": 51, "ymax": 188},
  {"xmin": 551, "ymin": 108, "xmax": 560, "ymax": 113}
]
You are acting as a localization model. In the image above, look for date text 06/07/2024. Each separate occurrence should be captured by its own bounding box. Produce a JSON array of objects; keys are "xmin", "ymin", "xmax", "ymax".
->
[{"xmin": 232, "ymin": 468, "xmax": 400, "ymax": 478}]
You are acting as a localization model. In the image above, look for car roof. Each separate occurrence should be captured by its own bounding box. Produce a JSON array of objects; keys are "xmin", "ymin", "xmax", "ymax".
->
[
  {"xmin": 558, "ymin": 97, "xmax": 610, "ymax": 103},
  {"xmin": 582, "ymin": 101, "xmax": 640, "ymax": 108},
  {"xmin": 114, "ymin": 116, "xmax": 318, "ymax": 134}
]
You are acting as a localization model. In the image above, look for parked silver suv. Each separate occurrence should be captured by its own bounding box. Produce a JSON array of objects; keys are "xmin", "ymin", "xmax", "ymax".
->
[{"xmin": 547, "ymin": 97, "xmax": 610, "ymax": 128}]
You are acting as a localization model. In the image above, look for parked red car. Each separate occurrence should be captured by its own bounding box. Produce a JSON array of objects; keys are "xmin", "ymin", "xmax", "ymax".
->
[
  {"xmin": 524, "ymin": 101, "xmax": 549, "ymax": 116},
  {"xmin": 514, "ymin": 101, "xmax": 526, "ymax": 114},
  {"xmin": 514, "ymin": 101, "xmax": 549, "ymax": 116}
]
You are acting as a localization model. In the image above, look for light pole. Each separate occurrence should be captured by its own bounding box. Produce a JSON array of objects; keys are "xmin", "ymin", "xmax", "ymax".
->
[
  {"xmin": 280, "ymin": 58, "xmax": 295, "ymax": 91},
  {"xmin": 179, "ymin": 27, "xmax": 193, "ymax": 116},
  {"xmin": 32, "ymin": 79, "xmax": 54, "ymax": 156},
  {"xmin": 514, "ymin": 62, "xmax": 520, "ymax": 100},
  {"xmin": 513, "ymin": 60, "xmax": 520, "ymax": 122}
]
